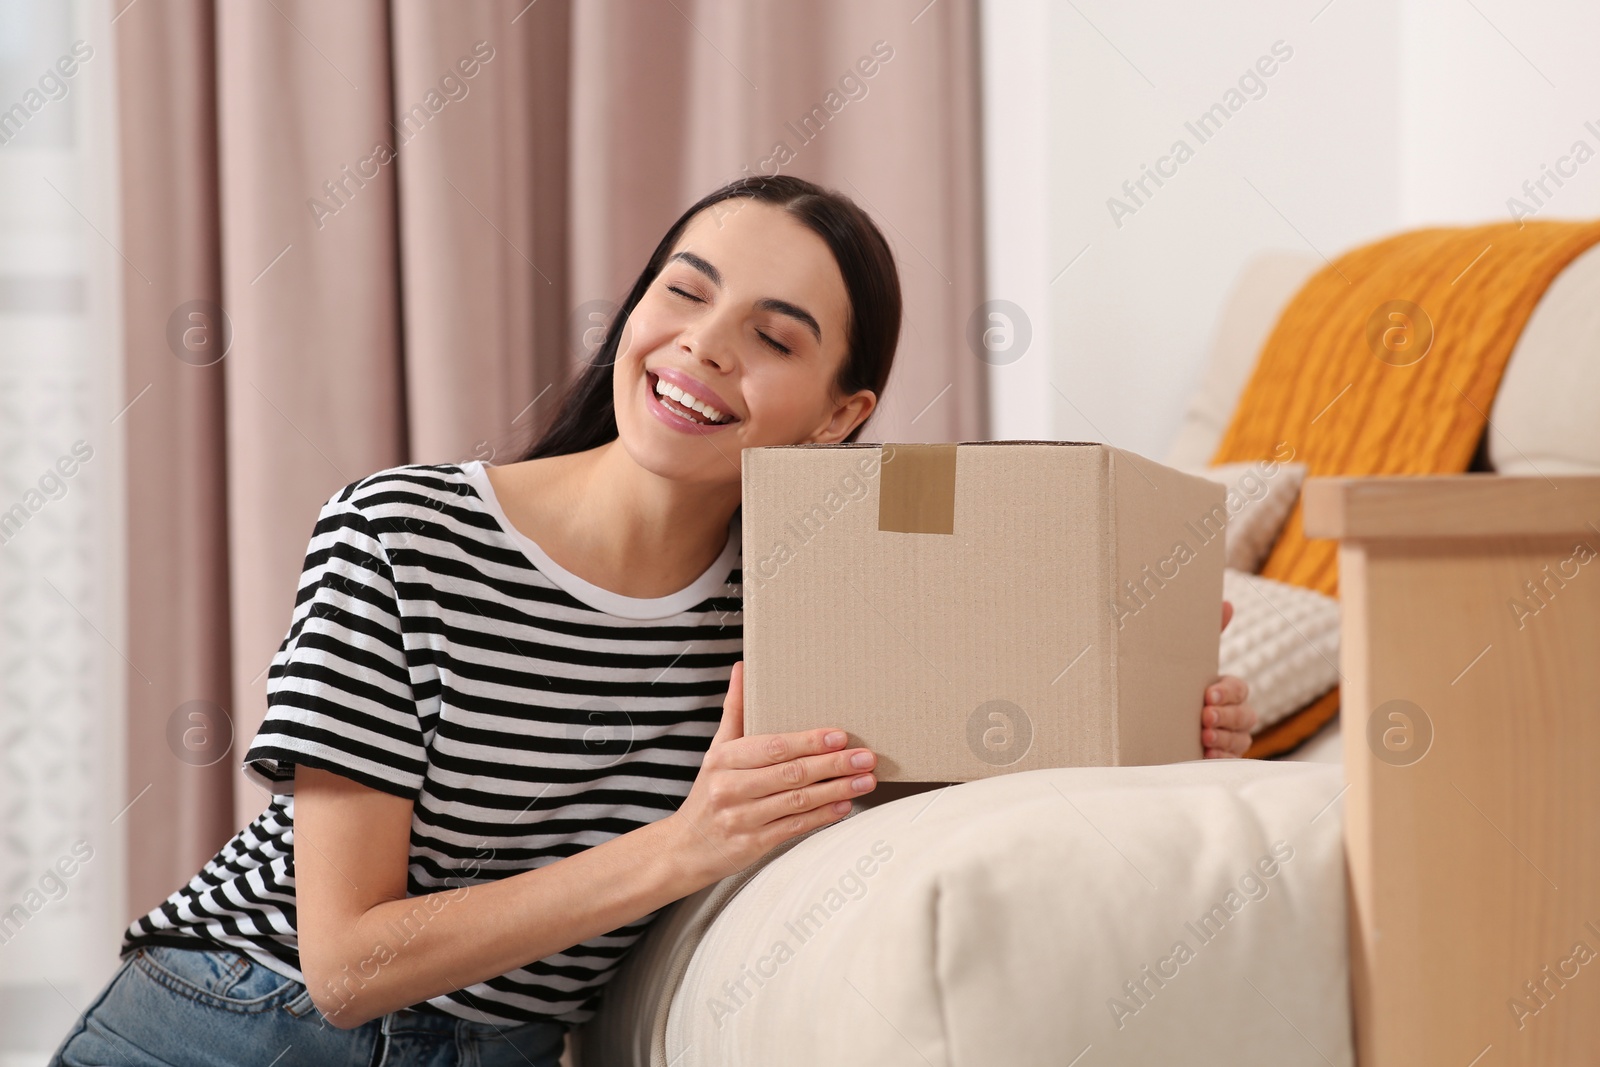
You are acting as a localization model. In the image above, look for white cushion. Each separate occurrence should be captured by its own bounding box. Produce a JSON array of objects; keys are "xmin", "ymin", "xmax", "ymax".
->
[
  {"xmin": 662, "ymin": 761, "xmax": 1352, "ymax": 1067},
  {"xmin": 1488, "ymin": 240, "xmax": 1600, "ymax": 475},
  {"xmin": 1221, "ymin": 568, "xmax": 1341, "ymax": 732},
  {"xmin": 1189, "ymin": 461, "xmax": 1307, "ymax": 573},
  {"xmin": 1164, "ymin": 251, "xmax": 1321, "ymax": 470}
]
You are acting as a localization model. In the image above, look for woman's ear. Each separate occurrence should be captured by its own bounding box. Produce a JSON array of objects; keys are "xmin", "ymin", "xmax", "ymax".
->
[{"xmin": 809, "ymin": 389, "xmax": 876, "ymax": 444}]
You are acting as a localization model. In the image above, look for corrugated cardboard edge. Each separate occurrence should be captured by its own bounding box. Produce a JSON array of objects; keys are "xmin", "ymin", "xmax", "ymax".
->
[
  {"xmin": 1106, "ymin": 445, "xmax": 1224, "ymax": 766},
  {"xmin": 740, "ymin": 451, "xmax": 758, "ymax": 727},
  {"xmin": 1101, "ymin": 448, "xmax": 1121, "ymax": 762}
]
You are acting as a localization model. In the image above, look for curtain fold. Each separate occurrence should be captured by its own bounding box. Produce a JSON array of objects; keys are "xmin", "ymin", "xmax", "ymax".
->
[
  {"xmin": 114, "ymin": 0, "xmax": 986, "ymax": 930},
  {"xmin": 214, "ymin": 2, "xmax": 411, "ymax": 839},
  {"xmin": 116, "ymin": 0, "xmax": 235, "ymax": 925},
  {"xmin": 391, "ymin": 1, "xmax": 570, "ymax": 464}
]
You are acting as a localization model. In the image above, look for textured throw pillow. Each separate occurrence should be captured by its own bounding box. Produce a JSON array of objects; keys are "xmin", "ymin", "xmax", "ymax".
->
[
  {"xmin": 1188, "ymin": 460, "xmax": 1307, "ymax": 573},
  {"xmin": 1220, "ymin": 567, "xmax": 1341, "ymax": 732}
]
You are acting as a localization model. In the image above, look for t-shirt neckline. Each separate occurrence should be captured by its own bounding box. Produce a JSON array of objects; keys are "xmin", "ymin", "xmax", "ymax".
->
[{"xmin": 460, "ymin": 459, "xmax": 739, "ymax": 620}]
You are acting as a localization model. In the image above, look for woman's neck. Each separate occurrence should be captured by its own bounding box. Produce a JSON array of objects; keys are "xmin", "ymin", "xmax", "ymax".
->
[{"xmin": 490, "ymin": 440, "xmax": 740, "ymax": 600}]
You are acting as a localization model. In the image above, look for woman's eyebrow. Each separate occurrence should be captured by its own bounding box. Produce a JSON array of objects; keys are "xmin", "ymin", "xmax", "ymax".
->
[{"xmin": 667, "ymin": 250, "xmax": 823, "ymax": 344}]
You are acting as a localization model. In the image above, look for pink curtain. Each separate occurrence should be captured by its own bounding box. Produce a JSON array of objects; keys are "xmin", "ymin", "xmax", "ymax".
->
[{"xmin": 115, "ymin": 0, "xmax": 985, "ymax": 933}]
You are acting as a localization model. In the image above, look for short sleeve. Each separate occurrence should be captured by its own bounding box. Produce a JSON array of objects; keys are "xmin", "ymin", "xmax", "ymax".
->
[{"xmin": 242, "ymin": 482, "xmax": 426, "ymax": 800}]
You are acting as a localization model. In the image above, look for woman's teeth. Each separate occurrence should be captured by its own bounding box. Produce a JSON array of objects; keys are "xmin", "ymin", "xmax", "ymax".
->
[{"xmin": 654, "ymin": 376, "xmax": 732, "ymax": 424}]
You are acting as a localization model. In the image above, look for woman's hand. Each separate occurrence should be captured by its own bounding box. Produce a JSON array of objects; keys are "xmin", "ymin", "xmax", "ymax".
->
[
  {"xmin": 667, "ymin": 660, "xmax": 877, "ymax": 885},
  {"xmin": 1204, "ymin": 600, "xmax": 1259, "ymax": 758}
]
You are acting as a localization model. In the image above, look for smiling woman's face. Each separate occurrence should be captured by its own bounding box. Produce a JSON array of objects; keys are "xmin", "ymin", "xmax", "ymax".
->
[{"xmin": 612, "ymin": 198, "xmax": 875, "ymax": 487}]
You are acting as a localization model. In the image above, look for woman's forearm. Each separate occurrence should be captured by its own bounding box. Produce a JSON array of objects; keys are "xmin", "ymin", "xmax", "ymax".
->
[
  {"xmin": 309, "ymin": 814, "xmax": 708, "ymax": 1028},
  {"xmin": 306, "ymin": 661, "xmax": 877, "ymax": 1029}
]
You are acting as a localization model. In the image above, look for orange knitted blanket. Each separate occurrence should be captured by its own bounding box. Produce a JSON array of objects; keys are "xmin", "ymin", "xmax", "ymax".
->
[{"xmin": 1213, "ymin": 219, "xmax": 1600, "ymax": 754}]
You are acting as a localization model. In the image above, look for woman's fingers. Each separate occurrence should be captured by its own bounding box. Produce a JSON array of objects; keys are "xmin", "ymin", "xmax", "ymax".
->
[
  {"xmin": 709, "ymin": 660, "xmax": 746, "ymax": 748},
  {"xmin": 708, "ymin": 662, "xmax": 875, "ymax": 779},
  {"xmin": 1203, "ymin": 695, "xmax": 1258, "ymax": 757},
  {"xmin": 1203, "ymin": 699, "xmax": 1257, "ymax": 733},
  {"xmin": 1202, "ymin": 723, "xmax": 1251, "ymax": 750},
  {"xmin": 756, "ymin": 793, "xmax": 863, "ymax": 850},
  {"xmin": 716, "ymin": 721, "xmax": 867, "ymax": 773},
  {"xmin": 673, "ymin": 665, "xmax": 879, "ymax": 881},
  {"xmin": 748, "ymin": 745, "xmax": 876, "ymax": 796},
  {"xmin": 751, "ymin": 769, "xmax": 877, "ymax": 827},
  {"xmin": 1201, "ymin": 672, "xmax": 1257, "ymax": 759},
  {"xmin": 1203, "ymin": 673, "xmax": 1250, "ymax": 709},
  {"xmin": 1204, "ymin": 725, "xmax": 1254, "ymax": 758},
  {"xmin": 1220, "ymin": 599, "xmax": 1234, "ymax": 633}
]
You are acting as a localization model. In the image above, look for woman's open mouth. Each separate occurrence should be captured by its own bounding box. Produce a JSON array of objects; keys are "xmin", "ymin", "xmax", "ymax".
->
[{"xmin": 645, "ymin": 371, "xmax": 740, "ymax": 434}]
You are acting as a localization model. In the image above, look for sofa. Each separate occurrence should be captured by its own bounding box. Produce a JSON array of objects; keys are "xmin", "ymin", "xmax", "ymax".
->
[{"xmin": 569, "ymin": 238, "xmax": 1600, "ymax": 1067}]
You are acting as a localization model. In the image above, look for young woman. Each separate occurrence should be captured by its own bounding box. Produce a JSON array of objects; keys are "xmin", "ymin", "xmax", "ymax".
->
[{"xmin": 49, "ymin": 175, "xmax": 1258, "ymax": 1066}]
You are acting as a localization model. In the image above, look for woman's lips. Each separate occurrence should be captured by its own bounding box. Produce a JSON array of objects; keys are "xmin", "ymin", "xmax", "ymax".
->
[
  {"xmin": 645, "ymin": 372, "xmax": 740, "ymax": 436},
  {"xmin": 653, "ymin": 365, "xmax": 737, "ymax": 419}
]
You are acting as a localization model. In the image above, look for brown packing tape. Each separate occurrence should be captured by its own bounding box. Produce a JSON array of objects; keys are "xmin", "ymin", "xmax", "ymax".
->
[{"xmin": 877, "ymin": 443, "xmax": 957, "ymax": 534}]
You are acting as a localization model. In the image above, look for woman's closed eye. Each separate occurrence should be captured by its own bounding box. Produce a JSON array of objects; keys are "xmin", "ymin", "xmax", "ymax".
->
[
  {"xmin": 668, "ymin": 285, "xmax": 794, "ymax": 355},
  {"xmin": 758, "ymin": 332, "xmax": 793, "ymax": 355}
]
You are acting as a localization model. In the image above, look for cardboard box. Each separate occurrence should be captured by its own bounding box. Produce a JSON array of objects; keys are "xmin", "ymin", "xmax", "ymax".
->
[{"xmin": 741, "ymin": 441, "xmax": 1226, "ymax": 782}]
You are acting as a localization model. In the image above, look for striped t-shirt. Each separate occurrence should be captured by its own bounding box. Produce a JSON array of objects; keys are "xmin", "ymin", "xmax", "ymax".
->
[{"xmin": 120, "ymin": 460, "xmax": 742, "ymax": 1026}]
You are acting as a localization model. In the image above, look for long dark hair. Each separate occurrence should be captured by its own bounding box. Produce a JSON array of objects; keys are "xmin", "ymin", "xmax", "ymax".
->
[{"xmin": 515, "ymin": 175, "xmax": 902, "ymax": 461}]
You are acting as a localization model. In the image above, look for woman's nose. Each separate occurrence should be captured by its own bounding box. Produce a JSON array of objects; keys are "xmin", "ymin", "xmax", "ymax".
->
[{"xmin": 679, "ymin": 310, "xmax": 739, "ymax": 367}]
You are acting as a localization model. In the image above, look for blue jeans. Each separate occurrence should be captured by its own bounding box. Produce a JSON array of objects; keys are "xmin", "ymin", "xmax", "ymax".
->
[{"xmin": 47, "ymin": 943, "xmax": 567, "ymax": 1066}]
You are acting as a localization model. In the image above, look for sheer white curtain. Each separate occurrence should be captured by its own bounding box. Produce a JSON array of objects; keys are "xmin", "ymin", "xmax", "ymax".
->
[{"xmin": 0, "ymin": 0, "xmax": 126, "ymax": 1061}]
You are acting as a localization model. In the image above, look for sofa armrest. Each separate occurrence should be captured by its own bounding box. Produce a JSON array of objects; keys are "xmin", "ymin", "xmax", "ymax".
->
[{"xmin": 1302, "ymin": 474, "xmax": 1600, "ymax": 1066}]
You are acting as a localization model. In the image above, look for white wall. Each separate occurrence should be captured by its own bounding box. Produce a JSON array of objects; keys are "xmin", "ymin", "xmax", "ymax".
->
[
  {"xmin": 979, "ymin": 0, "xmax": 1055, "ymax": 440},
  {"xmin": 1399, "ymin": 0, "xmax": 1600, "ymax": 227},
  {"xmin": 985, "ymin": 0, "xmax": 1599, "ymax": 461}
]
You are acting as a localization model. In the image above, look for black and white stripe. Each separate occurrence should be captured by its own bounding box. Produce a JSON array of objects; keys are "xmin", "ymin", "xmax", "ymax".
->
[{"xmin": 122, "ymin": 461, "xmax": 742, "ymax": 1026}]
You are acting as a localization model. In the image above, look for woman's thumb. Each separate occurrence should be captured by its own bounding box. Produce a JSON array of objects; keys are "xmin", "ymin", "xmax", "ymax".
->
[{"xmin": 711, "ymin": 660, "xmax": 745, "ymax": 746}]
